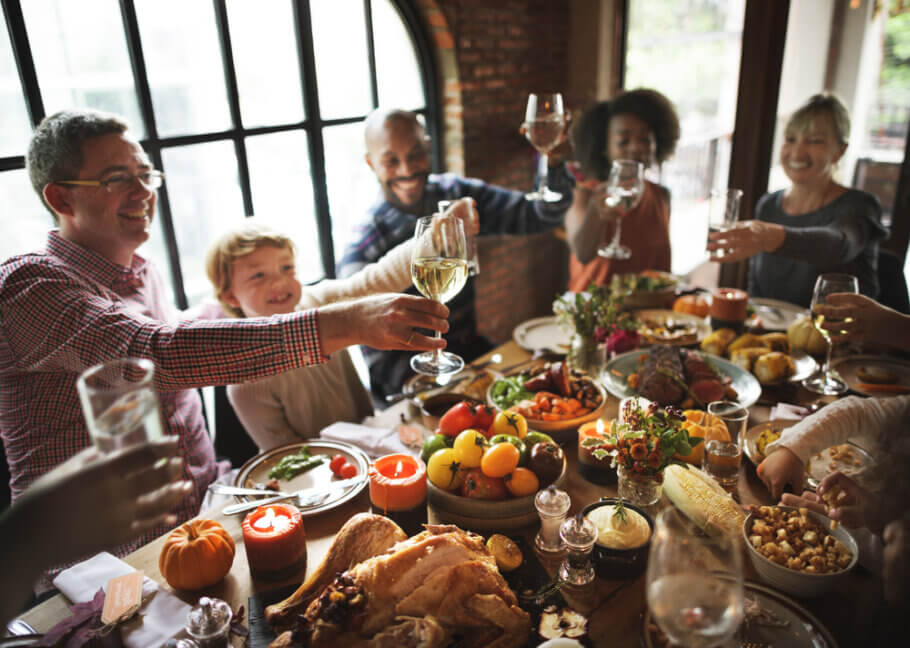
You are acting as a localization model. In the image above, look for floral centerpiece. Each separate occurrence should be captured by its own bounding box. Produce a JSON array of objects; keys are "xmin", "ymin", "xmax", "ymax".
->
[
  {"xmin": 583, "ymin": 398, "xmax": 702, "ymax": 506},
  {"xmin": 553, "ymin": 284, "xmax": 640, "ymax": 373}
]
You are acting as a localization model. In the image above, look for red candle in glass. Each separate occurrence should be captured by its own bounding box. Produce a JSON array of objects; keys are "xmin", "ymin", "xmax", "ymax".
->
[
  {"xmin": 369, "ymin": 454, "xmax": 427, "ymax": 536},
  {"xmin": 710, "ymin": 288, "xmax": 749, "ymax": 332},
  {"xmin": 241, "ymin": 503, "xmax": 307, "ymax": 580}
]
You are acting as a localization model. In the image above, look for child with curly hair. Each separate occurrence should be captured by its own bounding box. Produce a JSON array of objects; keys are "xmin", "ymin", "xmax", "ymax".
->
[{"xmin": 566, "ymin": 88, "xmax": 680, "ymax": 290}]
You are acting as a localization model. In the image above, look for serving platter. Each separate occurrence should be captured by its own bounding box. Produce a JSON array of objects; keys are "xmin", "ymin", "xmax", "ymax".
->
[
  {"xmin": 642, "ymin": 578, "xmax": 838, "ymax": 647},
  {"xmin": 634, "ymin": 308, "xmax": 711, "ymax": 347},
  {"xmin": 703, "ymin": 348, "xmax": 818, "ymax": 385},
  {"xmin": 234, "ymin": 440, "xmax": 369, "ymax": 516},
  {"xmin": 746, "ymin": 297, "xmax": 808, "ymax": 331},
  {"xmin": 831, "ymin": 355, "xmax": 910, "ymax": 397},
  {"xmin": 403, "ymin": 366, "xmax": 499, "ymax": 403},
  {"xmin": 601, "ymin": 350, "xmax": 761, "ymax": 409},
  {"xmin": 512, "ymin": 316, "xmax": 572, "ymax": 354}
]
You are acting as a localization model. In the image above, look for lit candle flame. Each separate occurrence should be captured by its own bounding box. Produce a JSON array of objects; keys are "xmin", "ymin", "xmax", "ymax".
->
[
  {"xmin": 596, "ymin": 419, "xmax": 605, "ymax": 435},
  {"xmin": 395, "ymin": 460, "xmax": 403, "ymax": 477},
  {"xmin": 253, "ymin": 506, "xmax": 275, "ymax": 530}
]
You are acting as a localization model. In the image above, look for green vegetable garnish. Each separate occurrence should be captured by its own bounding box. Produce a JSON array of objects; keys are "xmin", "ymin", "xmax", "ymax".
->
[
  {"xmin": 268, "ymin": 445, "xmax": 325, "ymax": 480},
  {"xmin": 490, "ymin": 375, "xmax": 534, "ymax": 410}
]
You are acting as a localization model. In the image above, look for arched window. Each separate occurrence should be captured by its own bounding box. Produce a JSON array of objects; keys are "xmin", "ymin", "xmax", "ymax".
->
[{"xmin": 0, "ymin": 0, "xmax": 437, "ymax": 308}]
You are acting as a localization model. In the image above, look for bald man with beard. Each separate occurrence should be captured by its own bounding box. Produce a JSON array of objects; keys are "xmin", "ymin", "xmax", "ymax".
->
[{"xmin": 338, "ymin": 108, "xmax": 575, "ymax": 398}]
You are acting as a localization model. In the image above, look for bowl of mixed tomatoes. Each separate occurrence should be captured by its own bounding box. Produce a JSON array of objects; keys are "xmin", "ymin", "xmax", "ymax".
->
[
  {"xmin": 487, "ymin": 361, "xmax": 606, "ymax": 443},
  {"xmin": 421, "ymin": 401, "xmax": 567, "ymax": 530}
]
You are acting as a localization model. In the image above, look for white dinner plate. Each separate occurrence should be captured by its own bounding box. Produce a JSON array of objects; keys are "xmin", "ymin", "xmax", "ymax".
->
[
  {"xmin": 234, "ymin": 440, "xmax": 369, "ymax": 517},
  {"xmin": 512, "ymin": 316, "xmax": 571, "ymax": 353},
  {"xmin": 831, "ymin": 355, "xmax": 910, "ymax": 397},
  {"xmin": 634, "ymin": 308, "xmax": 711, "ymax": 346},
  {"xmin": 747, "ymin": 297, "xmax": 808, "ymax": 331}
]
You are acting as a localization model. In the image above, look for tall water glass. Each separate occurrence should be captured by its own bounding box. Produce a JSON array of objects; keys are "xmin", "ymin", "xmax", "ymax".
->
[
  {"xmin": 706, "ymin": 188, "xmax": 743, "ymax": 260},
  {"xmin": 438, "ymin": 198, "xmax": 480, "ymax": 276},
  {"xmin": 647, "ymin": 508, "xmax": 744, "ymax": 647},
  {"xmin": 77, "ymin": 358, "xmax": 165, "ymax": 453},
  {"xmin": 804, "ymin": 273, "xmax": 859, "ymax": 395},
  {"xmin": 704, "ymin": 401, "xmax": 748, "ymax": 493}
]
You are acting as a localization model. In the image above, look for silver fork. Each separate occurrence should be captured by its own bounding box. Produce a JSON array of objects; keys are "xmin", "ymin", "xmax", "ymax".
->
[{"xmin": 6, "ymin": 618, "xmax": 38, "ymax": 636}]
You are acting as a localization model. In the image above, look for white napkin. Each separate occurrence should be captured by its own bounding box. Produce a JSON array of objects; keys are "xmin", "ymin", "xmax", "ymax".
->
[
  {"xmin": 320, "ymin": 421, "xmax": 417, "ymax": 458},
  {"xmin": 53, "ymin": 552, "xmax": 190, "ymax": 647},
  {"xmin": 768, "ymin": 402, "xmax": 811, "ymax": 421}
]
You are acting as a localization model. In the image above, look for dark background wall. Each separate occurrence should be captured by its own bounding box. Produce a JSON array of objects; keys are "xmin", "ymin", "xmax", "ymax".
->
[{"xmin": 418, "ymin": 0, "xmax": 573, "ymax": 344}]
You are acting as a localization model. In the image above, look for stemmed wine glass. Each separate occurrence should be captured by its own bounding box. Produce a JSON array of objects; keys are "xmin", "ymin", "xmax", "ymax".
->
[
  {"xmin": 409, "ymin": 212, "xmax": 469, "ymax": 376},
  {"xmin": 597, "ymin": 159, "xmax": 644, "ymax": 259},
  {"xmin": 523, "ymin": 92, "xmax": 565, "ymax": 202},
  {"xmin": 803, "ymin": 273, "xmax": 859, "ymax": 395},
  {"xmin": 647, "ymin": 508, "xmax": 744, "ymax": 647}
]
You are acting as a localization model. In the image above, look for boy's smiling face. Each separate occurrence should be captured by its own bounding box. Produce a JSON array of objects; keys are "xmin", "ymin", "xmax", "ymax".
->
[{"xmin": 222, "ymin": 244, "xmax": 302, "ymax": 317}]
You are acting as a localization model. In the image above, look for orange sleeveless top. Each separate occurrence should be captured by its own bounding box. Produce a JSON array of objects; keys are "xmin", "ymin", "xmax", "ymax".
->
[{"xmin": 568, "ymin": 180, "xmax": 671, "ymax": 291}]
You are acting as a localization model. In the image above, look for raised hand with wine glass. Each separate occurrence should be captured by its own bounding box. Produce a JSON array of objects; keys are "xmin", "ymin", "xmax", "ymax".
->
[
  {"xmin": 522, "ymin": 92, "xmax": 566, "ymax": 202},
  {"xmin": 803, "ymin": 273, "xmax": 859, "ymax": 395}
]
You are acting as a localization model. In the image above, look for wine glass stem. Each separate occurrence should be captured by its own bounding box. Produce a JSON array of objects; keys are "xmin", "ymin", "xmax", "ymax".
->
[
  {"xmin": 433, "ymin": 327, "xmax": 443, "ymax": 364},
  {"xmin": 609, "ymin": 214, "xmax": 623, "ymax": 249},
  {"xmin": 822, "ymin": 339, "xmax": 833, "ymax": 379},
  {"xmin": 537, "ymin": 153, "xmax": 549, "ymax": 195}
]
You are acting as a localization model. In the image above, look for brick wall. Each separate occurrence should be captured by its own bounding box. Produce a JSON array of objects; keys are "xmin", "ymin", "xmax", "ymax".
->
[{"xmin": 417, "ymin": 0, "xmax": 573, "ymax": 344}]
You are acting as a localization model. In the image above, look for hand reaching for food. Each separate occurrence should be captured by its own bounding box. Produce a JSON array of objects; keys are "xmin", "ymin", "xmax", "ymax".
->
[
  {"xmin": 818, "ymin": 471, "xmax": 881, "ymax": 532},
  {"xmin": 757, "ymin": 446, "xmax": 806, "ymax": 500}
]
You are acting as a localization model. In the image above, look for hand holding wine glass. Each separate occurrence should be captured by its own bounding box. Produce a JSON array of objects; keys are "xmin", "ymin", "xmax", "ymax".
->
[
  {"xmin": 522, "ymin": 92, "xmax": 566, "ymax": 202},
  {"xmin": 647, "ymin": 508, "xmax": 744, "ymax": 647},
  {"xmin": 409, "ymin": 212, "xmax": 469, "ymax": 376},
  {"xmin": 597, "ymin": 159, "xmax": 644, "ymax": 259},
  {"xmin": 803, "ymin": 273, "xmax": 859, "ymax": 395}
]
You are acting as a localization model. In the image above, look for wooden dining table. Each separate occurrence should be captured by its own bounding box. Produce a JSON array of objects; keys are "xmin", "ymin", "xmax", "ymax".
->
[{"xmin": 20, "ymin": 340, "xmax": 886, "ymax": 647}]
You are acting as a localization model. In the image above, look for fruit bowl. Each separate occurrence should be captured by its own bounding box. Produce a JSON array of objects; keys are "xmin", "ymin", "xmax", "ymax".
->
[{"xmin": 427, "ymin": 459, "xmax": 567, "ymax": 531}]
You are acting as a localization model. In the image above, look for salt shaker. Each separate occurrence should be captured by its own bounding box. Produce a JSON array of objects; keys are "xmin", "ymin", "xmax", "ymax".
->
[
  {"xmin": 535, "ymin": 484, "xmax": 571, "ymax": 552},
  {"xmin": 559, "ymin": 512, "xmax": 597, "ymax": 585},
  {"xmin": 186, "ymin": 596, "xmax": 232, "ymax": 648}
]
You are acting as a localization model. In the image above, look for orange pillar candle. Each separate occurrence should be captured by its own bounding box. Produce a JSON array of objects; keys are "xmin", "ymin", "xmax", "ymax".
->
[
  {"xmin": 710, "ymin": 288, "xmax": 749, "ymax": 333},
  {"xmin": 369, "ymin": 454, "xmax": 427, "ymax": 536},
  {"xmin": 241, "ymin": 503, "xmax": 307, "ymax": 580},
  {"xmin": 578, "ymin": 419, "xmax": 617, "ymax": 485}
]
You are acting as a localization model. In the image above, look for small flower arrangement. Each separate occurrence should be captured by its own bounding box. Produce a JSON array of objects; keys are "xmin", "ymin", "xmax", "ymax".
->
[
  {"xmin": 581, "ymin": 399, "xmax": 702, "ymax": 481},
  {"xmin": 553, "ymin": 283, "xmax": 640, "ymax": 351}
]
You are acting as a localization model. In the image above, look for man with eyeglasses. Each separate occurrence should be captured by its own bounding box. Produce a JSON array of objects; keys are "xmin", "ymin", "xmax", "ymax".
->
[
  {"xmin": 338, "ymin": 108, "xmax": 575, "ymax": 398},
  {"xmin": 0, "ymin": 109, "xmax": 449, "ymax": 582}
]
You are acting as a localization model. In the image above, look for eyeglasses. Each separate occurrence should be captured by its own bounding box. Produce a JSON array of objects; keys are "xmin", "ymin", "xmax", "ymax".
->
[{"xmin": 56, "ymin": 170, "xmax": 164, "ymax": 194}]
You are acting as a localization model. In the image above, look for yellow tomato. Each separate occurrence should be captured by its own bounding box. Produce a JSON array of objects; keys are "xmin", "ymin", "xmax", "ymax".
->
[
  {"xmin": 504, "ymin": 467, "xmax": 540, "ymax": 497},
  {"xmin": 426, "ymin": 448, "xmax": 465, "ymax": 490},
  {"xmin": 492, "ymin": 411, "xmax": 528, "ymax": 439},
  {"xmin": 453, "ymin": 428, "xmax": 488, "ymax": 468},
  {"xmin": 481, "ymin": 442, "xmax": 520, "ymax": 478}
]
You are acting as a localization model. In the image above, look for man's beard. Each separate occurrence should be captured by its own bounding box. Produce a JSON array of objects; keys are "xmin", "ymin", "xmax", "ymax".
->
[{"xmin": 385, "ymin": 171, "xmax": 429, "ymax": 211}]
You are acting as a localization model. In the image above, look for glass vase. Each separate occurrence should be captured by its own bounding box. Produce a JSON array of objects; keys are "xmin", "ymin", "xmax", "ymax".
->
[
  {"xmin": 617, "ymin": 465, "xmax": 662, "ymax": 507},
  {"xmin": 567, "ymin": 334, "xmax": 606, "ymax": 378}
]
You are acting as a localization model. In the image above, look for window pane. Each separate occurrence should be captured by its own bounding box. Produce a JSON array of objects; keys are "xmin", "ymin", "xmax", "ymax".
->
[
  {"xmin": 161, "ymin": 142, "xmax": 245, "ymax": 305},
  {"xmin": 226, "ymin": 0, "xmax": 305, "ymax": 127},
  {"xmin": 374, "ymin": 0, "xmax": 425, "ymax": 110},
  {"xmin": 323, "ymin": 122, "xmax": 381, "ymax": 267},
  {"xmin": 135, "ymin": 0, "xmax": 231, "ymax": 137},
  {"xmin": 23, "ymin": 0, "xmax": 145, "ymax": 137},
  {"xmin": 311, "ymin": 0, "xmax": 372, "ymax": 119},
  {"xmin": 0, "ymin": 6, "xmax": 32, "ymax": 156},
  {"xmin": 245, "ymin": 131, "xmax": 323, "ymax": 282},
  {"xmin": 0, "ymin": 170, "xmax": 54, "ymax": 262},
  {"xmin": 625, "ymin": 0, "xmax": 745, "ymax": 276}
]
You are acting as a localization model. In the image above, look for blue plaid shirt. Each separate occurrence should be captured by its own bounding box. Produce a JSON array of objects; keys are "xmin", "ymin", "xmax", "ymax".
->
[{"xmin": 337, "ymin": 167, "xmax": 574, "ymax": 396}]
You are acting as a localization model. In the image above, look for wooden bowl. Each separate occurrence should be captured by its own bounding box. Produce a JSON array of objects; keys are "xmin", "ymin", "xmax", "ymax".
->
[{"xmin": 427, "ymin": 459, "xmax": 567, "ymax": 531}]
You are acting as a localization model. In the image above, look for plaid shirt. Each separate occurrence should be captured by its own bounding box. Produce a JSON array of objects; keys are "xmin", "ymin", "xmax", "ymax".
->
[
  {"xmin": 337, "ymin": 169, "xmax": 574, "ymax": 395},
  {"xmin": 0, "ymin": 231, "xmax": 325, "ymax": 561}
]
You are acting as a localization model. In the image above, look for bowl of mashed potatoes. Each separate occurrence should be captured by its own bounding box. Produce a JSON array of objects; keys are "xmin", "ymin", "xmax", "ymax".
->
[{"xmin": 583, "ymin": 497, "xmax": 654, "ymax": 579}]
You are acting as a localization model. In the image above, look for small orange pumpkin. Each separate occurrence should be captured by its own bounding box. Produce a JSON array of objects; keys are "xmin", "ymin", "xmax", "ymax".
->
[
  {"xmin": 159, "ymin": 519, "xmax": 235, "ymax": 590},
  {"xmin": 673, "ymin": 295, "xmax": 710, "ymax": 318},
  {"xmin": 674, "ymin": 410, "xmax": 729, "ymax": 465}
]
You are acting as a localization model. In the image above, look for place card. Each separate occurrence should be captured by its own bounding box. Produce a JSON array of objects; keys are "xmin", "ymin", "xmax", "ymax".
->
[{"xmin": 101, "ymin": 570, "xmax": 144, "ymax": 625}]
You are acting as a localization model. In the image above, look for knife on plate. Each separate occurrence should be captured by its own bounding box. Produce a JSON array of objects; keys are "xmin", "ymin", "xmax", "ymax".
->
[{"xmin": 221, "ymin": 476, "xmax": 364, "ymax": 515}]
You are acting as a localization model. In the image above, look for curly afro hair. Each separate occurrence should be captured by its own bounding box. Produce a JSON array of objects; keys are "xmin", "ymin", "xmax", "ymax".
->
[{"xmin": 571, "ymin": 88, "xmax": 680, "ymax": 181}]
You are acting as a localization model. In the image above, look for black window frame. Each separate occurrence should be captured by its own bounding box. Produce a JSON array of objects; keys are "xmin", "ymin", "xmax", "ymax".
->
[{"xmin": 1, "ymin": 0, "xmax": 440, "ymax": 309}]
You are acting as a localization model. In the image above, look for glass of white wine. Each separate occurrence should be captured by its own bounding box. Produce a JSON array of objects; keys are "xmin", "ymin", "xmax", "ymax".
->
[
  {"xmin": 523, "ymin": 92, "xmax": 565, "ymax": 202},
  {"xmin": 647, "ymin": 508, "xmax": 744, "ymax": 647},
  {"xmin": 803, "ymin": 273, "xmax": 859, "ymax": 395},
  {"xmin": 409, "ymin": 212, "xmax": 469, "ymax": 376},
  {"xmin": 597, "ymin": 159, "xmax": 644, "ymax": 259}
]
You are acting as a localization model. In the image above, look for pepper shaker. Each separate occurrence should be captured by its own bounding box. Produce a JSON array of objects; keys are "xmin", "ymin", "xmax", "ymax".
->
[
  {"xmin": 186, "ymin": 596, "xmax": 232, "ymax": 648},
  {"xmin": 559, "ymin": 512, "xmax": 597, "ymax": 585},
  {"xmin": 534, "ymin": 484, "xmax": 571, "ymax": 552}
]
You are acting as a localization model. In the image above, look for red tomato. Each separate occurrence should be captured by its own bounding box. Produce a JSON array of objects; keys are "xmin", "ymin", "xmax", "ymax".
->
[
  {"xmin": 438, "ymin": 401, "xmax": 478, "ymax": 437},
  {"xmin": 329, "ymin": 454, "xmax": 346, "ymax": 475},
  {"xmin": 460, "ymin": 468, "xmax": 509, "ymax": 500},
  {"xmin": 473, "ymin": 405, "xmax": 496, "ymax": 436},
  {"xmin": 339, "ymin": 463, "xmax": 358, "ymax": 479}
]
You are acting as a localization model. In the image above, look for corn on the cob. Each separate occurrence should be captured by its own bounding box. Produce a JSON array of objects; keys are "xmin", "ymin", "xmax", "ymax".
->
[{"xmin": 663, "ymin": 464, "xmax": 745, "ymax": 537}]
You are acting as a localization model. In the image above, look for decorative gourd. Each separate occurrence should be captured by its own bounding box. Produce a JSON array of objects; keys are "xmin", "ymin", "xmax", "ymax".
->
[
  {"xmin": 159, "ymin": 519, "xmax": 235, "ymax": 590},
  {"xmin": 787, "ymin": 315, "xmax": 828, "ymax": 356},
  {"xmin": 674, "ymin": 410, "xmax": 729, "ymax": 465},
  {"xmin": 672, "ymin": 295, "xmax": 710, "ymax": 318}
]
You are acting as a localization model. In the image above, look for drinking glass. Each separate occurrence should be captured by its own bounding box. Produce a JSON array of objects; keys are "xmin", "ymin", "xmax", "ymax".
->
[
  {"xmin": 647, "ymin": 508, "xmax": 744, "ymax": 647},
  {"xmin": 597, "ymin": 159, "xmax": 644, "ymax": 260},
  {"xmin": 77, "ymin": 357, "xmax": 165, "ymax": 453},
  {"xmin": 523, "ymin": 92, "xmax": 565, "ymax": 202},
  {"xmin": 409, "ymin": 212, "xmax": 469, "ymax": 376},
  {"xmin": 706, "ymin": 188, "xmax": 743, "ymax": 261},
  {"xmin": 803, "ymin": 273, "xmax": 859, "ymax": 395},
  {"xmin": 438, "ymin": 197, "xmax": 480, "ymax": 276},
  {"xmin": 704, "ymin": 401, "xmax": 749, "ymax": 493}
]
